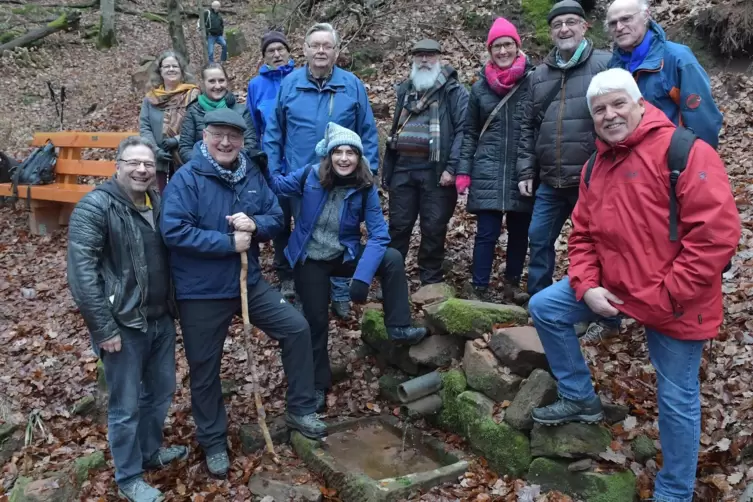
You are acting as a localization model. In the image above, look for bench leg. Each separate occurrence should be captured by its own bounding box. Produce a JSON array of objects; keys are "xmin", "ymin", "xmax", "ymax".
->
[
  {"xmin": 28, "ymin": 201, "xmax": 62, "ymax": 236},
  {"xmin": 58, "ymin": 204, "xmax": 74, "ymax": 226}
]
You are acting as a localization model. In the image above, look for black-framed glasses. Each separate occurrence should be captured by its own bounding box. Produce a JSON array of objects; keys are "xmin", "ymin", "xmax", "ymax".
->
[
  {"xmin": 119, "ymin": 159, "xmax": 156, "ymax": 169},
  {"xmin": 206, "ymin": 130, "xmax": 243, "ymax": 144},
  {"xmin": 491, "ymin": 41, "xmax": 517, "ymax": 53}
]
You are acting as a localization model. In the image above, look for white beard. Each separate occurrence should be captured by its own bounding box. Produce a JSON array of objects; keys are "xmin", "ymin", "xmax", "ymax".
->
[{"xmin": 410, "ymin": 62, "xmax": 441, "ymax": 92}]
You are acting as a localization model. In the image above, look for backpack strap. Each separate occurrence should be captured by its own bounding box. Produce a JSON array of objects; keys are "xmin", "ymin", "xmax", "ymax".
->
[
  {"xmin": 667, "ymin": 127, "xmax": 697, "ymax": 242},
  {"xmin": 299, "ymin": 165, "xmax": 313, "ymax": 194},
  {"xmin": 584, "ymin": 151, "xmax": 597, "ymax": 188}
]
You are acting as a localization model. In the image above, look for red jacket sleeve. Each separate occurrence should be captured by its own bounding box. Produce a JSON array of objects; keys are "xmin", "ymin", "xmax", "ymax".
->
[
  {"xmin": 664, "ymin": 142, "xmax": 740, "ymax": 305},
  {"xmin": 568, "ymin": 162, "xmax": 602, "ymax": 301}
]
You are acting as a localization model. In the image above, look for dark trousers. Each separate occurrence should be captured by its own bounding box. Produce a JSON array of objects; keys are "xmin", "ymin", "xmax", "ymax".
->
[
  {"xmin": 95, "ymin": 315, "xmax": 176, "ymax": 486},
  {"xmin": 272, "ymin": 197, "xmax": 295, "ymax": 282},
  {"xmin": 178, "ymin": 279, "xmax": 316, "ymax": 455},
  {"xmin": 472, "ymin": 210, "xmax": 532, "ymax": 287},
  {"xmin": 527, "ymin": 183, "xmax": 579, "ymax": 296},
  {"xmin": 294, "ymin": 248, "xmax": 410, "ymax": 391},
  {"xmin": 388, "ymin": 169, "xmax": 458, "ymax": 284}
]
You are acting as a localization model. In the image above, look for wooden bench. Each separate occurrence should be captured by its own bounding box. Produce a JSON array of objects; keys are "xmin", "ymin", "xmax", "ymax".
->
[{"xmin": 0, "ymin": 131, "xmax": 137, "ymax": 235}]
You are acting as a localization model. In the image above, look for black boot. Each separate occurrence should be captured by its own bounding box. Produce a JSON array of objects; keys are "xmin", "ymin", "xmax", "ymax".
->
[
  {"xmin": 331, "ymin": 301, "xmax": 351, "ymax": 320},
  {"xmin": 387, "ymin": 326, "xmax": 427, "ymax": 346},
  {"xmin": 503, "ymin": 277, "xmax": 530, "ymax": 306},
  {"xmin": 531, "ymin": 395, "xmax": 604, "ymax": 426}
]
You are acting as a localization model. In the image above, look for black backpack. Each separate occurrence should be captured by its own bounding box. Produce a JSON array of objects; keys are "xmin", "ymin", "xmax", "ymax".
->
[
  {"xmin": 584, "ymin": 127, "xmax": 732, "ymax": 274},
  {"xmin": 11, "ymin": 141, "xmax": 57, "ymax": 207}
]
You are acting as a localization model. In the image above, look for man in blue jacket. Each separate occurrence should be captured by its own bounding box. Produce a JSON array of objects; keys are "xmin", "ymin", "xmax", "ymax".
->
[
  {"xmin": 160, "ymin": 109, "xmax": 325, "ymax": 479},
  {"xmin": 247, "ymin": 30, "xmax": 297, "ymax": 298},
  {"xmin": 606, "ymin": 0, "xmax": 722, "ymax": 149},
  {"xmin": 263, "ymin": 22, "xmax": 380, "ymax": 320}
]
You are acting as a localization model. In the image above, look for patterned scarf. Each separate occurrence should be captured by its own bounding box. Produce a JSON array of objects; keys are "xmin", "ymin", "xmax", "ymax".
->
[
  {"xmin": 146, "ymin": 83, "xmax": 200, "ymax": 138},
  {"xmin": 200, "ymin": 141, "xmax": 247, "ymax": 185},
  {"xmin": 555, "ymin": 39, "xmax": 590, "ymax": 69},
  {"xmin": 484, "ymin": 52, "xmax": 528, "ymax": 96},
  {"xmin": 396, "ymin": 66, "xmax": 454, "ymax": 162}
]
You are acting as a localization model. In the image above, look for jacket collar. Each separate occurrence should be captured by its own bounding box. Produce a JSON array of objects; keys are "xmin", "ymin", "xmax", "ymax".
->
[
  {"xmin": 544, "ymin": 38, "xmax": 596, "ymax": 69},
  {"xmin": 295, "ymin": 65, "xmax": 348, "ymax": 91},
  {"xmin": 190, "ymin": 141, "xmax": 251, "ymax": 180},
  {"xmin": 259, "ymin": 60, "xmax": 296, "ymax": 77},
  {"xmin": 611, "ymin": 21, "xmax": 667, "ymax": 73}
]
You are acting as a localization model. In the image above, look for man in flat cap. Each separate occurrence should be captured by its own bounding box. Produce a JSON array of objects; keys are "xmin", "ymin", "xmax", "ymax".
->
[
  {"xmin": 383, "ymin": 39, "xmax": 469, "ymax": 286},
  {"xmin": 161, "ymin": 108, "xmax": 326, "ymax": 479},
  {"xmin": 516, "ymin": 0, "xmax": 612, "ymax": 340}
]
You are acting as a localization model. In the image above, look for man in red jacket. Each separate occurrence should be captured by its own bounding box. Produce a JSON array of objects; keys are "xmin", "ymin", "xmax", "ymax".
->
[{"xmin": 528, "ymin": 68, "xmax": 739, "ymax": 502}]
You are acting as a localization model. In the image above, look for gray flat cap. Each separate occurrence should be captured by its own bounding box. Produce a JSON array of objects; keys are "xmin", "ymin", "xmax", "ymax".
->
[
  {"xmin": 411, "ymin": 39, "xmax": 441, "ymax": 54},
  {"xmin": 203, "ymin": 108, "xmax": 247, "ymax": 132},
  {"xmin": 547, "ymin": 0, "xmax": 586, "ymax": 24}
]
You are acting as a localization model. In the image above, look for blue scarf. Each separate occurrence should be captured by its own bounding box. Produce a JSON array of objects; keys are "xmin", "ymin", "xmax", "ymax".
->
[
  {"xmin": 618, "ymin": 29, "xmax": 653, "ymax": 74},
  {"xmin": 200, "ymin": 142, "xmax": 247, "ymax": 185}
]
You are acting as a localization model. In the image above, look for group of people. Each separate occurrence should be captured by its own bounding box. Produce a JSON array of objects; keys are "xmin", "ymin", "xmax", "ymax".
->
[{"xmin": 65, "ymin": 0, "xmax": 739, "ymax": 501}]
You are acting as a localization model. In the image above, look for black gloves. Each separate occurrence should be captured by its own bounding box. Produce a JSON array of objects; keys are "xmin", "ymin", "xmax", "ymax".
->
[
  {"xmin": 349, "ymin": 279, "xmax": 370, "ymax": 304},
  {"xmin": 162, "ymin": 137, "xmax": 179, "ymax": 150},
  {"xmin": 156, "ymin": 149, "xmax": 173, "ymax": 162}
]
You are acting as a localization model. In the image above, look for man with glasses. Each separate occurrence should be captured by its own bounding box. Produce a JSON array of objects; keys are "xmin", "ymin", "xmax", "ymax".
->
[
  {"xmin": 606, "ymin": 0, "xmax": 722, "ymax": 149},
  {"xmin": 161, "ymin": 109, "xmax": 326, "ymax": 479},
  {"xmin": 383, "ymin": 39, "xmax": 469, "ymax": 287},
  {"xmin": 68, "ymin": 136, "xmax": 186, "ymax": 502},
  {"xmin": 516, "ymin": 0, "xmax": 610, "ymax": 337},
  {"xmin": 264, "ymin": 22, "xmax": 380, "ymax": 321},
  {"xmin": 247, "ymin": 30, "xmax": 297, "ymax": 299}
]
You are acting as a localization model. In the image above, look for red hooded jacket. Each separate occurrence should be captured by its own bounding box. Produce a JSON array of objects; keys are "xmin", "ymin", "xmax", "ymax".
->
[{"xmin": 568, "ymin": 103, "xmax": 740, "ymax": 341}]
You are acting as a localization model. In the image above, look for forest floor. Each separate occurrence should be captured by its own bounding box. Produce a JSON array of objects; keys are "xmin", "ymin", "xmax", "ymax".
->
[{"xmin": 1, "ymin": 0, "xmax": 752, "ymax": 500}]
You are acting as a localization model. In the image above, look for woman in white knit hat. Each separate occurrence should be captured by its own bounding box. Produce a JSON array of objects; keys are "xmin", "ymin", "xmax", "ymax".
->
[{"xmin": 267, "ymin": 122, "xmax": 426, "ymax": 413}]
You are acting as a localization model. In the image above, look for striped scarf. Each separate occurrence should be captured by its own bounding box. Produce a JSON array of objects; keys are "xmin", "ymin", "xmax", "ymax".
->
[
  {"xmin": 396, "ymin": 66, "xmax": 454, "ymax": 163},
  {"xmin": 200, "ymin": 141, "xmax": 247, "ymax": 185},
  {"xmin": 555, "ymin": 39, "xmax": 590, "ymax": 70}
]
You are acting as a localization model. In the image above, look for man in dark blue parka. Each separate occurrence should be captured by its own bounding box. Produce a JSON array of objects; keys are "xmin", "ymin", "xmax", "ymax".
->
[{"xmin": 160, "ymin": 108, "xmax": 326, "ymax": 479}]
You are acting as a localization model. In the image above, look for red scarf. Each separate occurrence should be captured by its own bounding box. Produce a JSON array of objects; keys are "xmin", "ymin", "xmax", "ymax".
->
[{"xmin": 484, "ymin": 53, "xmax": 527, "ymax": 96}]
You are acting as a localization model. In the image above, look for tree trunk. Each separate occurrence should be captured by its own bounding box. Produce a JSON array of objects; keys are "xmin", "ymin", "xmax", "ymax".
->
[
  {"xmin": 196, "ymin": 0, "xmax": 208, "ymax": 65},
  {"xmin": 97, "ymin": 0, "xmax": 116, "ymax": 48},
  {"xmin": 0, "ymin": 11, "xmax": 81, "ymax": 52},
  {"xmin": 167, "ymin": 0, "xmax": 188, "ymax": 62}
]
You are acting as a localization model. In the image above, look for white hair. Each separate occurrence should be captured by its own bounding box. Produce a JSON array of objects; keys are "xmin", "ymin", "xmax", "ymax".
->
[
  {"xmin": 305, "ymin": 22, "xmax": 340, "ymax": 48},
  {"xmin": 586, "ymin": 68, "xmax": 643, "ymax": 114},
  {"xmin": 604, "ymin": 0, "xmax": 651, "ymax": 31}
]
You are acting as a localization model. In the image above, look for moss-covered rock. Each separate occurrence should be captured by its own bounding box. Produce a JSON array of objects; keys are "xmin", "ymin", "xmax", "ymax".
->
[
  {"xmin": 71, "ymin": 395, "xmax": 97, "ymax": 416},
  {"xmin": 96, "ymin": 359, "xmax": 107, "ymax": 393},
  {"xmin": 527, "ymin": 457, "xmax": 636, "ymax": 502},
  {"xmin": 530, "ymin": 422, "xmax": 612, "ymax": 459},
  {"xmin": 226, "ymin": 28, "xmax": 248, "ymax": 58},
  {"xmin": 361, "ymin": 310, "xmax": 420, "ymax": 375},
  {"xmin": 9, "ymin": 473, "xmax": 78, "ymax": 502},
  {"xmin": 0, "ymin": 422, "xmax": 18, "ymax": 442},
  {"xmin": 362, "ymin": 309, "xmax": 389, "ymax": 343},
  {"xmin": 521, "ymin": 0, "xmax": 554, "ymax": 47},
  {"xmin": 457, "ymin": 391, "xmax": 494, "ymax": 418},
  {"xmin": 433, "ymin": 369, "xmax": 467, "ymax": 433},
  {"xmin": 631, "ymin": 434, "xmax": 657, "ymax": 463},
  {"xmin": 423, "ymin": 299, "xmax": 528, "ymax": 339},
  {"xmin": 73, "ymin": 451, "xmax": 106, "ymax": 485}
]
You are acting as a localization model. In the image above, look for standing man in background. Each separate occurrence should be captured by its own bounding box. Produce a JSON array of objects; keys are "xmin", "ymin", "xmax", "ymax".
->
[{"xmin": 203, "ymin": 1, "xmax": 227, "ymax": 63}]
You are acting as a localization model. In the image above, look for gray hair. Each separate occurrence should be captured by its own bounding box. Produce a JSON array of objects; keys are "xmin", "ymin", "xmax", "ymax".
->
[
  {"xmin": 116, "ymin": 136, "xmax": 157, "ymax": 161},
  {"xmin": 604, "ymin": 0, "xmax": 651, "ymax": 31},
  {"xmin": 147, "ymin": 50, "xmax": 196, "ymax": 91},
  {"xmin": 305, "ymin": 22, "xmax": 340, "ymax": 48},
  {"xmin": 586, "ymin": 68, "xmax": 642, "ymax": 114}
]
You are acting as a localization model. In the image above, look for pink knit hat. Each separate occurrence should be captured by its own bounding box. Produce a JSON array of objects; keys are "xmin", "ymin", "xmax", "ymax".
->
[{"xmin": 486, "ymin": 17, "xmax": 521, "ymax": 49}]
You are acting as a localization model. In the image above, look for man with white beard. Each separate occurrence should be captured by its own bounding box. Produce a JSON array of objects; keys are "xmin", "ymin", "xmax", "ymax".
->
[{"xmin": 383, "ymin": 39, "xmax": 469, "ymax": 286}]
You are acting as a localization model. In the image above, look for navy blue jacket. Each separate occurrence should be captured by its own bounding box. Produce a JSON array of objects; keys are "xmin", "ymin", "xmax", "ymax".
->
[
  {"xmin": 608, "ymin": 21, "xmax": 722, "ymax": 149},
  {"xmin": 160, "ymin": 144, "xmax": 283, "ymax": 300},
  {"xmin": 247, "ymin": 60, "xmax": 296, "ymax": 145},
  {"xmin": 268, "ymin": 165, "xmax": 388, "ymax": 285}
]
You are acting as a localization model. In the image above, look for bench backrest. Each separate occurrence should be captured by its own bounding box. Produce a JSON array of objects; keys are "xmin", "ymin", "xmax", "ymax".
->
[{"xmin": 32, "ymin": 131, "xmax": 137, "ymax": 184}]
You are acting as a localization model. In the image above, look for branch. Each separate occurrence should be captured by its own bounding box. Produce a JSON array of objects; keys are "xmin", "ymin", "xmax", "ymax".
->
[{"xmin": 0, "ymin": 11, "xmax": 81, "ymax": 52}]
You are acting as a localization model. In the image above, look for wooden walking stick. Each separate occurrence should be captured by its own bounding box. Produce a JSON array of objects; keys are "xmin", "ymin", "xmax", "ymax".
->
[{"xmin": 239, "ymin": 251, "xmax": 279, "ymax": 463}]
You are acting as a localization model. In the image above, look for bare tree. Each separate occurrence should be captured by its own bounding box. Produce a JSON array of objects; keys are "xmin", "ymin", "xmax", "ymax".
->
[
  {"xmin": 97, "ymin": 0, "xmax": 116, "ymax": 48},
  {"xmin": 167, "ymin": 0, "xmax": 189, "ymax": 61},
  {"xmin": 196, "ymin": 0, "xmax": 209, "ymax": 65}
]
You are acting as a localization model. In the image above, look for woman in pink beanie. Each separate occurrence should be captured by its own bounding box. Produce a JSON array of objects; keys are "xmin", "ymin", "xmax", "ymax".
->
[{"xmin": 456, "ymin": 17, "xmax": 533, "ymax": 304}]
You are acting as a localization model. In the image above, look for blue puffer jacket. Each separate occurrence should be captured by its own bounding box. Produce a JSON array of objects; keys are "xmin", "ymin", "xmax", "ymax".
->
[
  {"xmin": 267, "ymin": 165, "xmax": 388, "ymax": 285},
  {"xmin": 247, "ymin": 60, "xmax": 295, "ymax": 146},
  {"xmin": 160, "ymin": 144, "xmax": 283, "ymax": 300},
  {"xmin": 608, "ymin": 21, "xmax": 723, "ymax": 149},
  {"xmin": 263, "ymin": 65, "xmax": 379, "ymax": 175}
]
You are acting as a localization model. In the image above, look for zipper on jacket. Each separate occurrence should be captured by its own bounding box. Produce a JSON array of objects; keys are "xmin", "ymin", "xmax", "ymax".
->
[
  {"xmin": 120, "ymin": 207, "xmax": 147, "ymax": 329},
  {"xmin": 555, "ymin": 72, "xmax": 567, "ymax": 188},
  {"xmin": 329, "ymin": 93, "xmax": 335, "ymax": 116},
  {"xmin": 502, "ymin": 105, "xmax": 509, "ymax": 206}
]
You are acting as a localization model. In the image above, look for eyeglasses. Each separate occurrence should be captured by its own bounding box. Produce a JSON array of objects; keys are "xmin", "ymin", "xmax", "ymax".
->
[
  {"xmin": 206, "ymin": 130, "xmax": 243, "ymax": 144},
  {"xmin": 491, "ymin": 41, "xmax": 517, "ymax": 53},
  {"xmin": 606, "ymin": 12, "xmax": 641, "ymax": 31},
  {"xmin": 550, "ymin": 18, "xmax": 583, "ymax": 31},
  {"xmin": 413, "ymin": 52, "xmax": 439, "ymax": 60},
  {"xmin": 306, "ymin": 43, "xmax": 335, "ymax": 52},
  {"xmin": 119, "ymin": 159, "xmax": 156, "ymax": 169},
  {"xmin": 265, "ymin": 47, "xmax": 288, "ymax": 56}
]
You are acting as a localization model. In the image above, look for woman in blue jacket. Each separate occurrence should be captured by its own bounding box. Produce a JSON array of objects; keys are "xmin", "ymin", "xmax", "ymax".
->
[{"xmin": 268, "ymin": 122, "xmax": 427, "ymax": 412}]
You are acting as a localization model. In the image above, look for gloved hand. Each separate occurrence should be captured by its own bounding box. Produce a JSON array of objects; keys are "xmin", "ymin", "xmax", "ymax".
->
[
  {"xmin": 349, "ymin": 279, "xmax": 370, "ymax": 304},
  {"xmin": 156, "ymin": 149, "xmax": 173, "ymax": 162},
  {"xmin": 162, "ymin": 137, "xmax": 179, "ymax": 150},
  {"xmin": 455, "ymin": 174, "xmax": 471, "ymax": 194}
]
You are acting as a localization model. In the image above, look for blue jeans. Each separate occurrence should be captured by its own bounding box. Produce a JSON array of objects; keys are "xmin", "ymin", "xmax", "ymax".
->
[
  {"xmin": 330, "ymin": 276, "xmax": 350, "ymax": 302},
  {"xmin": 472, "ymin": 210, "xmax": 531, "ymax": 287},
  {"xmin": 94, "ymin": 316, "xmax": 177, "ymax": 486},
  {"xmin": 528, "ymin": 278, "xmax": 704, "ymax": 502},
  {"xmin": 527, "ymin": 183, "xmax": 578, "ymax": 296},
  {"xmin": 207, "ymin": 35, "xmax": 227, "ymax": 62}
]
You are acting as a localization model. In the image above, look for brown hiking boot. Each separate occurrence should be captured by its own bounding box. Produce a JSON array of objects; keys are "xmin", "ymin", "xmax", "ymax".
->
[{"xmin": 503, "ymin": 279, "xmax": 529, "ymax": 306}]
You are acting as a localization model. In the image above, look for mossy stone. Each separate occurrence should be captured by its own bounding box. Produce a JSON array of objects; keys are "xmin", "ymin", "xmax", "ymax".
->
[
  {"xmin": 425, "ymin": 299, "xmax": 528, "ymax": 339},
  {"xmin": 73, "ymin": 451, "xmax": 106, "ymax": 485},
  {"xmin": 362, "ymin": 309, "xmax": 388, "ymax": 343},
  {"xmin": 631, "ymin": 434, "xmax": 657, "ymax": 463},
  {"xmin": 527, "ymin": 457, "xmax": 636, "ymax": 502},
  {"xmin": 433, "ymin": 369, "xmax": 467, "ymax": 433}
]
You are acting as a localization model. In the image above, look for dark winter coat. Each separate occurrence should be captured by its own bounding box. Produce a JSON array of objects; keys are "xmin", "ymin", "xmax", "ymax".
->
[
  {"xmin": 204, "ymin": 9, "xmax": 223, "ymax": 36},
  {"xmin": 457, "ymin": 68, "xmax": 534, "ymax": 214},
  {"xmin": 516, "ymin": 42, "xmax": 611, "ymax": 189},
  {"xmin": 178, "ymin": 97, "xmax": 258, "ymax": 163}
]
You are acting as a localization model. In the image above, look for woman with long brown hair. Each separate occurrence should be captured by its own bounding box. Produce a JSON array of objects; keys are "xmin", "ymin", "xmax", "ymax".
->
[
  {"xmin": 139, "ymin": 50, "xmax": 200, "ymax": 193},
  {"xmin": 267, "ymin": 122, "xmax": 426, "ymax": 413}
]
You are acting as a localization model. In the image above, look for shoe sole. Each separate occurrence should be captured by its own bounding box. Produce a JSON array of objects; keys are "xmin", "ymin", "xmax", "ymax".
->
[
  {"xmin": 286, "ymin": 419, "xmax": 328, "ymax": 439},
  {"xmin": 142, "ymin": 447, "xmax": 190, "ymax": 471},
  {"xmin": 118, "ymin": 489, "xmax": 165, "ymax": 502},
  {"xmin": 393, "ymin": 333, "xmax": 427, "ymax": 346},
  {"xmin": 532, "ymin": 412, "xmax": 604, "ymax": 426}
]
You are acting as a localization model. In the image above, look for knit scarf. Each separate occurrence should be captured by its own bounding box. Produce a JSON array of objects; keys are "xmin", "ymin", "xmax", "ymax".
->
[
  {"xmin": 396, "ymin": 66, "xmax": 454, "ymax": 163},
  {"xmin": 618, "ymin": 29, "xmax": 653, "ymax": 74},
  {"xmin": 198, "ymin": 91, "xmax": 237, "ymax": 111},
  {"xmin": 200, "ymin": 141, "xmax": 247, "ymax": 185},
  {"xmin": 146, "ymin": 83, "xmax": 200, "ymax": 139},
  {"xmin": 484, "ymin": 52, "xmax": 528, "ymax": 96},
  {"xmin": 555, "ymin": 39, "xmax": 590, "ymax": 69}
]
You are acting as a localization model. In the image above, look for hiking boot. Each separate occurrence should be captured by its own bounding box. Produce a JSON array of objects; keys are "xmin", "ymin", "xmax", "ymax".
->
[
  {"xmin": 143, "ymin": 445, "xmax": 189, "ymax": 470},
  {"xmin": 118, "ymin": 479, "xmax": 164, "ymax": 502},
  {"xmin": 331, "ymin": 300, "xmax": 351, "ymax": 320},
  {"xmin": 503, "ymin": 279, "xmax": 530, "ymax": 306},
  {"xmin": 315, "ymin": 389, "xmax": 327, "ymax": 414},
  {"xmin": 286, "ymin": 412, "xmax": 327, "ymax": 439},
  {"xmin": 205, "ymin": 450, "xmax": 229, "ymax": 478},
  {"xmin": 532, "ymin": 395, "xmax": 604, "ymax": 426},
  {"xmin": 580, "ymin": 320, "xmax": 620, "ymax": 344},
  {"xmin": 470, "ymin": 285, "xmax": 491, "ymax": 302},
  {"xmin": 387, "ymin": 326, "xmax": 427, "ymax": 346},
  {"xmin": 279, "ymin": 279, "xmax": 296, "ymax": 300}
]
